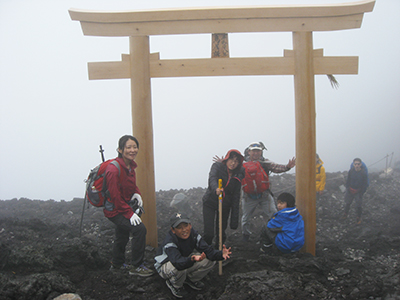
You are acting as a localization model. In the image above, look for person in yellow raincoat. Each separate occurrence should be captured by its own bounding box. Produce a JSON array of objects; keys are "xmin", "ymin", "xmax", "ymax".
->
[{"xmin": 316, "ymin": 154, "xmax": 326, "ymax": 200}]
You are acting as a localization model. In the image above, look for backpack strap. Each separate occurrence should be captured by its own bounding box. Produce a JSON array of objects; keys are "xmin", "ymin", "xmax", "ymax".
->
[
  {"xmin": 110, "ymin": 159, "xmax": 125, "ymax": 185},
  {"xmin": 110, "ymin": 160, "xmax": 121, "ymax": 177},
  {"xmin": 257, "ymin": 161, "xmax": 269, "ymax": 178},
  {"xmin": 104, "ymin": 160, "xmax": 123, "ymax": 211}
]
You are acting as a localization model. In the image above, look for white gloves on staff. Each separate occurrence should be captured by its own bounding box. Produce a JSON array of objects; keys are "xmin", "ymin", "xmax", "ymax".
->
[
  {"xmin": 131, "ymin": 193, "xmax": 143, "ymax": 208},
  {"xmin": 130, "ymin": 213, "xmax": 142, "ymax": 226}
]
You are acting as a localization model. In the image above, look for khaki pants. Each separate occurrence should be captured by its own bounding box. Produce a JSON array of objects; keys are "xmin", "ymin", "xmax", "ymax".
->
[
  {"xmin": 241, "ymin": 191, "xmax": 277, "ymax": 237},
  {"xmin": 159, "ymin": 251, "xmax": 215, "ymax": 288}
]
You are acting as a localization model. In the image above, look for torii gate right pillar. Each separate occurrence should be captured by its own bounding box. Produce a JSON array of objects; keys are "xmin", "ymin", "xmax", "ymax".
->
[
  {"xmin": 293, "ymin": 31, "xmax": 316, "ymax": 255},
  {"xmin": 129, "ymin": 36, "xmax": 158, "ymax": 247}
]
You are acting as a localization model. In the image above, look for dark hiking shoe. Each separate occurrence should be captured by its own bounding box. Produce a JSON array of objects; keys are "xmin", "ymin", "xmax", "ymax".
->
[
  {"xmin": 184, "ymin": 278, "xmax": 205, "ymax": 290},
  {"xmin": 109, "ymin": 263, "xmax": 130, "ymax": 272},
  {"xmin": 129, "ymin": 264, "xmax": 154, "ymax": 277},
  {"xmin": 260, "ymin": 243, "xmax": 273, "ymax": 253},
  {"xmin": 166, "ymin": 279, "xmax": 189, "ymax": 298}
]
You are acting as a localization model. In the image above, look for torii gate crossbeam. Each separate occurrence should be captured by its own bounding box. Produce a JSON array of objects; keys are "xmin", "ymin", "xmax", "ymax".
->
[{"xmin": 70, "ymin": 0, "xmax": 375, "ymax": 254}]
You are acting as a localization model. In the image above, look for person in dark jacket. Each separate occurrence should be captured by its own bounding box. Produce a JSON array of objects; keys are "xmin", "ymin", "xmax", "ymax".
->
[
  {"xmin": 154, "ymin": 213, "xmax": 232, "ymax": 298},
  {"xmin": 202, "ymin": 149, "xmax": 244, "ymax": 248},
  {"xmin": 343, "ymin": 158, "xmax": 369, "ymax": 224},
  {"xmin": 260, "ymin": 192, "xmax": 304, "ymax": 254},
  {"xmin": 105, "ymin": 135, "xmax": 153, "ymax": 277}
]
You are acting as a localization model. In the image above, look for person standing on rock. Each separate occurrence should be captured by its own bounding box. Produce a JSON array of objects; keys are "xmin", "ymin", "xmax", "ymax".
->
[
  {"xmin": 343, "ymin": 158, "xmax": 369, "ymax": 224},
  {"xmin": 241, "ymin": 142, "xmax": 296, "ymax": 242},
  {"xmin": 154, "ymin": 213, "xmax": 232, "ymax": 298},
  {"xmin": 316, "ymin": 154, "xmax": 326, "ymax": 201},
  {"xmin": 202, "ymin": 149, "xmax": 245, "ymax": 248},
  {"xmin": 104, "ymin": 135, "xmax": 154, "ymax": 277}
]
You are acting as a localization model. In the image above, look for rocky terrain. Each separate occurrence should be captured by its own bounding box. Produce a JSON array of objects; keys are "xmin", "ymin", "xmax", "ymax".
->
[{"xmin": 0, "ymin": 169, "xmax": 399, "ymax": 300}]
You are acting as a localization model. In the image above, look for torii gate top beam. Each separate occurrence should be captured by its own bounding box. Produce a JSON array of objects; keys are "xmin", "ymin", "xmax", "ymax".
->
[{"xmin": 69, "ymin": 0, "xmax": 375, "ymax": 37}]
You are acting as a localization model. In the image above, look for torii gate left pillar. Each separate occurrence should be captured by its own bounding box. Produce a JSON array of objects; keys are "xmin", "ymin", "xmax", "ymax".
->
[{"xmin": 69, "ymin": 1, "xmax": 375, "ymax": 251}]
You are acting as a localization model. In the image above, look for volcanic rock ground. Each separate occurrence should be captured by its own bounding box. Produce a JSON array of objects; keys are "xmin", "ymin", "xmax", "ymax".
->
[{"xmin": 0, "ymin": 170, "xmax": 400, "ymax": 300}]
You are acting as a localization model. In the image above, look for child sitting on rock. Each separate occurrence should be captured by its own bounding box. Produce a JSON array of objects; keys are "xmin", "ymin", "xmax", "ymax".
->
[
  {"xmin": 260, "ymin": 192, "xmax": 305, "ymax": 254},
  {"xmin": 154, "ymin": 213, "xmax": 232, "ymax": 298}
]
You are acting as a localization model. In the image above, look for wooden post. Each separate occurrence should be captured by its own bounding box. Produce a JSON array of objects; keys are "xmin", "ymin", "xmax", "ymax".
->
[
  {"xmin": 129, "ymin": 36, "xmax": 158, "ymax": 248},
  {"xmin": 293, "ymin": 31, "xmax": 316, "ymax": 255},
  {"xmin": 212, "ymin": 33, "xmax": 229, "ymax": 58}
]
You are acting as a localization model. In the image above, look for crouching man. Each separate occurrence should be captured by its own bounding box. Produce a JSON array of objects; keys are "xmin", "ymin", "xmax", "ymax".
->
[
  {"xmin": 154, "ymin": 213, "xmax": 232, "ymax": 298},
  {"xmin": 260, "ymin": 193, "xmax": 304, "ymax": 254}
]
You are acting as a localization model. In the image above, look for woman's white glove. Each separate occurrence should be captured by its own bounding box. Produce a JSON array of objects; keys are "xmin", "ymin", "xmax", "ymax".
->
[
  {"xmin": 130, "ymin": 213, "xmax": 142, "ymax": 226},
  {"xmin": 131, "ymin": 193, "xmax": 143, "ymax": 208}
]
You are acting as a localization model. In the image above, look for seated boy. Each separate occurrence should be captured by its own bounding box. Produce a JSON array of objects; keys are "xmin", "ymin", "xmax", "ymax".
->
[
  {"xmin": 154, "ymin": 212, "xmax": 232, "ymax": 298},
  {"xmin": 260, "ymin": 192, "xmax": 304, "ymax": 254}
]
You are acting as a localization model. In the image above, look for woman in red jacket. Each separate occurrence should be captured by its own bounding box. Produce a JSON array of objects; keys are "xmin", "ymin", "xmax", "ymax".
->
[{"xmin": 105, "ymin": 135, "xmax": 153, "ymax": 277}]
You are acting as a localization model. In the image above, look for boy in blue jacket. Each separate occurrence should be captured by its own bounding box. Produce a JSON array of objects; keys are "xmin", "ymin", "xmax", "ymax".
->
[
  {"xmin": 260, "ymin": 192, "xmax": 304, "ymax": 254},
  {"xmin": 154, "ymin": 213, "xmax": 232, "ymax": 298}
]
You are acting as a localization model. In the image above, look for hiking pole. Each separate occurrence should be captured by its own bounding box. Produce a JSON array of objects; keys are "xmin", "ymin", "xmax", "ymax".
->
[
  {"xmin": 218, "ymin": 179, "xmax": 223, "ymax": 275},
  {"xmin": 79, "ymin": 194, "xmax": 86, "ymax": 238},
  {"xmin": 99, "ymin": 145, "xmax": 105, "ymax": 162},
  {"xmin": 80, "ymin": 145, "xmax": 105, "ymax": 237}
]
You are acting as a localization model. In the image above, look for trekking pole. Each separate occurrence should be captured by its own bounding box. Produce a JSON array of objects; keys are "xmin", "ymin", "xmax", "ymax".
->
[
  {"xmin": 99, "ymin": 145, "xmax": 105, "ymax": 162},
  {"xmin": 79, "ymin": 195, "xmax": 86, "ymax": 238},
  {"xmin": 218, "ymin": 179, "xmax": 223, "ymax": 275},
  {"xmin": 80, "ymin": 145, "xmax": 105, "ymax": 237}
]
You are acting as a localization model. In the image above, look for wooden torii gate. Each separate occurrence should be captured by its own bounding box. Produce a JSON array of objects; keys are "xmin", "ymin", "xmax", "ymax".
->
[{"xmin": 70, "ymin": 0, "xmax": 375, "ymax": 254}]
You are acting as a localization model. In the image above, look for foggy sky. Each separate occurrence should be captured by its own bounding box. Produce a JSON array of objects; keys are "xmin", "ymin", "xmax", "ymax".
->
[{"xmin": 0, "ymin": 0, "xmax": 399, "ymax": 201}]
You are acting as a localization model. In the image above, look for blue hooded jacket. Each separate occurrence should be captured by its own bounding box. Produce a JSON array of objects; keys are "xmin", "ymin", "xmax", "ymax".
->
[{"xmin": 267, "ymin": 207, "xmax": 305, "ymax": 253}]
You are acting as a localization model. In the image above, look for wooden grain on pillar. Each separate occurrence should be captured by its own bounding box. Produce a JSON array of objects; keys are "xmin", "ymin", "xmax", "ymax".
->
[
  {"xmin": 212, "ymin": 33, "xmax": 229, "ymax": 58},
  {"xmin": 293, "ymin": 31, "xmax": 316, "ymax": 255},
  {"xmin": 129, "ymin": 36, "xmax": 158, "ymax": 248}
]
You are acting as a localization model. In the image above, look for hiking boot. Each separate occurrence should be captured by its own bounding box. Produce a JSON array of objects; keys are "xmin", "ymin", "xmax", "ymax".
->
[
  {"xmin": 166, "ymin": 279, "xmax": 189, "ymax": 298},
  {"xmin": 109, "ymin": 263, "xmax": 130, "ymax": 272},
  {"xmin": 260, "ymin": 243, "xmax": 272, "ymax": 253},
  {"xmin": 184, "ymin": 278, "xmax": 205, "ymax": 290},
  {"xmin": 129, "ymin": 264, "xmax": 154, "ymax": 277}
]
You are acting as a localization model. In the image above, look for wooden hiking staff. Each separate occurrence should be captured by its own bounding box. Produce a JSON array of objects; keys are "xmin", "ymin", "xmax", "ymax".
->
[{"xmin": 218, "ymin": 179, "xmax": 223, "ymax": 275}]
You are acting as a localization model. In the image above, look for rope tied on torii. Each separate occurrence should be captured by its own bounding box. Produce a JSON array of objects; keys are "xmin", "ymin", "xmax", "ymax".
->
[{"xmin": 69, "ymin": 0, "xmax": 375, "ymax": 255}]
